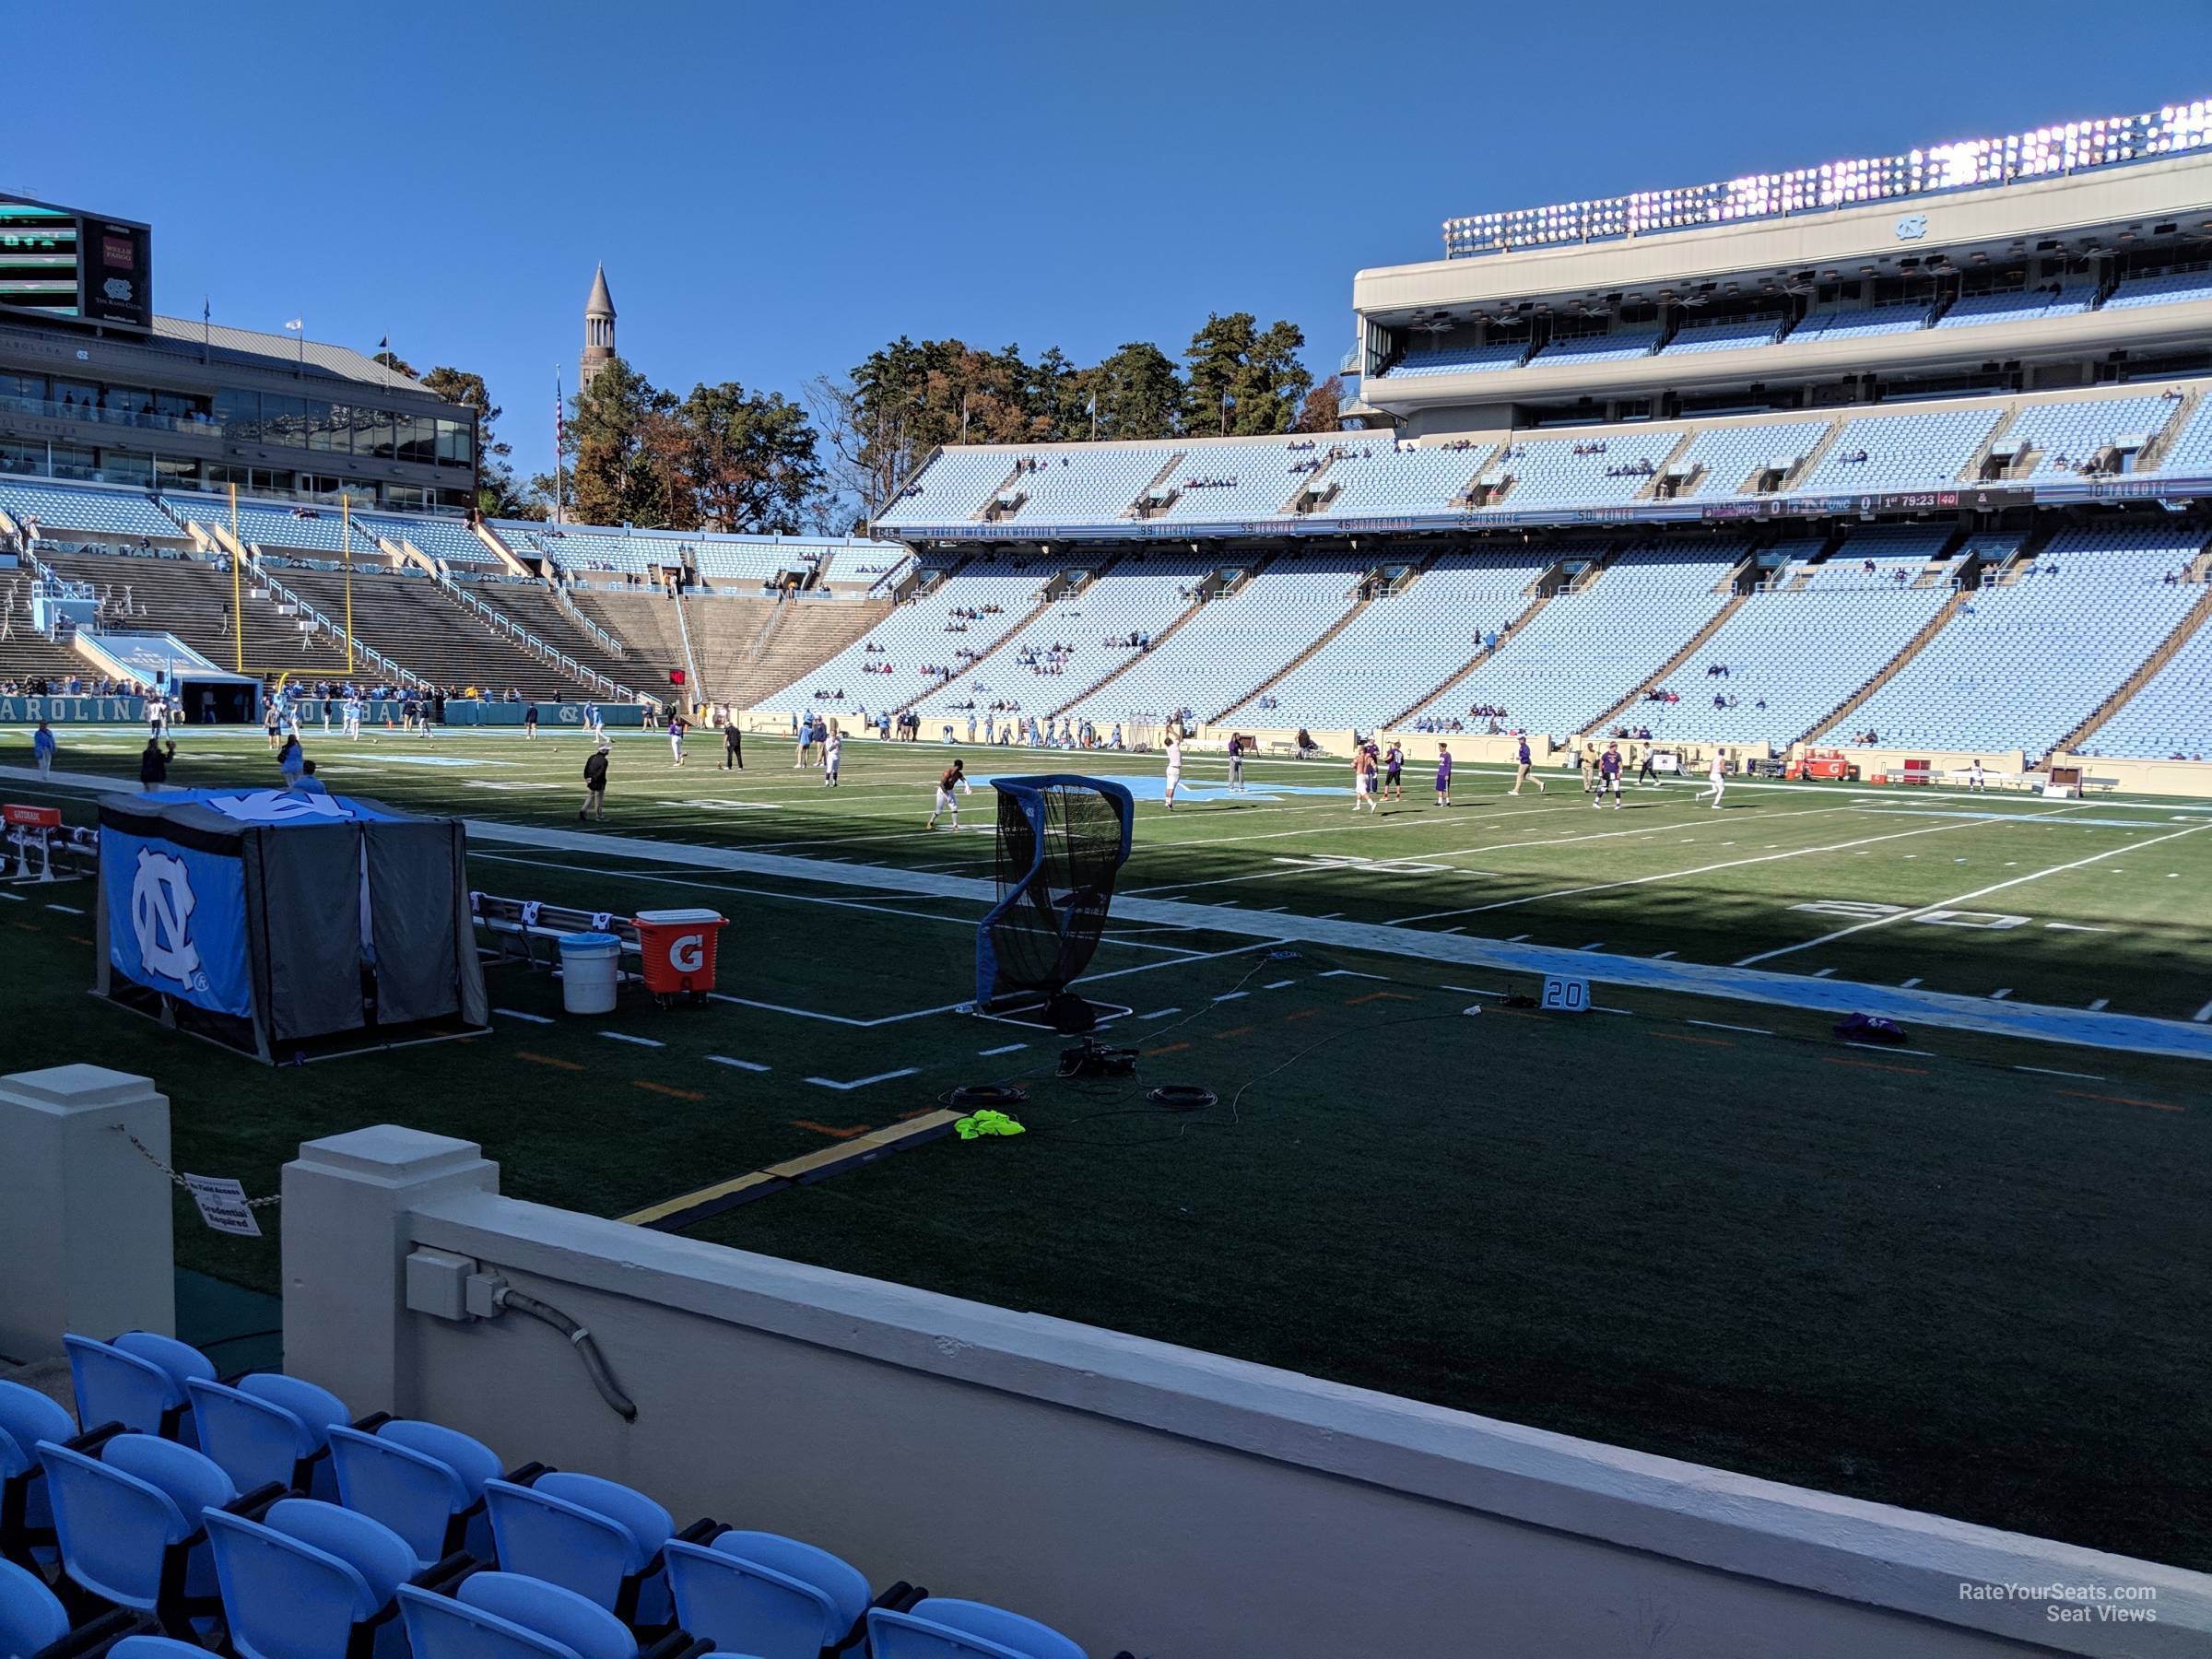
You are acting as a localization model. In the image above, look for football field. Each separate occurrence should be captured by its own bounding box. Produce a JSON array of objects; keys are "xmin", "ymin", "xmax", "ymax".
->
[{"xmin": 3, "ymin": 722, "xmax": 2208, "ymax": 1570}]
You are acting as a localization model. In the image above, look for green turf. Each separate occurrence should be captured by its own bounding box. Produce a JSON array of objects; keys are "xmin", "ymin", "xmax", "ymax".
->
[{"xmin": 4, "ymin": 723, "xmax": 2208, "ymax": 1569}]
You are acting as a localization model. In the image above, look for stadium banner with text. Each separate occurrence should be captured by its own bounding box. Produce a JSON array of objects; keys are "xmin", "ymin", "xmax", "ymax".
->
[
  {"xmin": 101, "ymin": 829, "xmax": 253, "ymax": 1018},
  {"xmin": 0, "ymin": 695, "xmax": 147, "ymax": 724},
  {"xmin": 441, "ymin": 700, "xmax": 646, "ymax": 727}
]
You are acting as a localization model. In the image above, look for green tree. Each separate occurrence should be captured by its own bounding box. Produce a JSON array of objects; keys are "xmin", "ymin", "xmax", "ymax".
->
[
  {"xmin": 565, "ymin": 355, "xmax": 679, "ymax": 528},
  {"xmin": 1090, "ymin": 341, "xmax": 1183, "ymax": 439},
  {"xmin": 671, "ymin": 382, "xmax": 829, "ymax": 534},
  {"xmin": 1182, "ymin": 312, "xmax": 1312, "ymax": 436}
]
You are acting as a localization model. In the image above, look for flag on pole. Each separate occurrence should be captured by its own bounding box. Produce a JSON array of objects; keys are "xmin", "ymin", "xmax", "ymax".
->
[
  {"xmin": 284, "ymin": 318, "xmax": 303, "ymax": 332},
  {"xmin": 377, "ymin": 335, "xmax": 389, "ymax": 350},
  {"xmin": 203, "ymin": 297, "xmax": 211, "ymax": 324}
]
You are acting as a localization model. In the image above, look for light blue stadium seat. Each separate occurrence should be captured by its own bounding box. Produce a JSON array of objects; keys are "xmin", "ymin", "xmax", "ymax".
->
[
  {"xmin": 397, "ymin": 1571, "xmax": 692, "ymax": 1659},
  {"xmin": 108, "ymin": 1640, "xmax": 214, "ymax": 1658},
  {"xmin": 186, "ymin": 1374, "xmax": 351, "ymax": 1499},
  {"xmin": 0, "ymin": 1555, "xmax": 69, "ymax": 1656},
  {"xmin": 484, "ymin": 1471, "xmax": 673, "ymax": 1627},
  {"xmin": 868, "ymin": 1596, "xmax": 1088, "ymax": 1659},
  {"xmin": 37, "ymin": 1433, "xmax": 235, "ymax": 1635},
  {"xmin": 665, "ymin": 1528, "xmax": 875, "ymax": 1658},
  {"xmin": 327, "ymin": 1419, "xmax": 503, "ymax": 1571},
  {"xmin": 0, "ymin": 1380, "xmax": 74, "ymax": 1571},
  {"xmin": 65, "ymin": 1333, "xmax": 215, "ymax": 1445},
  {"xmin": 206, "ymin": 1496, "xmax": 415, "ymax": 1659}
]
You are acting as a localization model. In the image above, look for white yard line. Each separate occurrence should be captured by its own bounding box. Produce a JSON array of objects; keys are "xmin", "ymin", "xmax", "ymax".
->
[
  {"xmin": 804, "ymin": 1067, "xmax": 920, "ymax": 1091},
  {"xmin": 493, "ymin": 1007, "xmax": 552, "ymax": 1024},
  {"xmin": 1688, "ymin": 1019, "xmax": 1772, "ymax": 1035},
  {"xmin": 1735, "ymin": 821, "xmax": 2209, "ymax": 967},
  {"xmin": 706, "ymin": 1054, "xmax": 771, "ymax": 1072},
  {"xmin": 597, "ymin": 1030, "xmax": 665, "ymax": 1048},
  {"xmin": 2014, "ymin": 1065, "xmax": 2104, "ymax": 1081},
  {"xmin": 1394, "ymin": 815, "xmax": 2000, "ymax": 928}
]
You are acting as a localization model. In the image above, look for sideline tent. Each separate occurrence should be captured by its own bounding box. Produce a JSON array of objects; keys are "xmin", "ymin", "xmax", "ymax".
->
[{"xmin": 95, "ymin": 788, "xmax": 488, "ymax": 1061}]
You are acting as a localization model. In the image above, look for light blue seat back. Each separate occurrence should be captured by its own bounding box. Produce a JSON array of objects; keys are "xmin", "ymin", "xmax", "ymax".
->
[
  {"xmin": 37, "ymin": 1435, "xmax": 231, "ymax": 1613},
  {"xmin": 0, "ymin": 1555, "xmax": 70, "ymax": 1656},
  {"xmin": 484, "ymin": 1474, "xmax": 670, "ymax": 1624},
  {"xmin": 665, "ymin": 1529, "xmax": 867, "ymax": 1659},
  {"xmin": 327, "ymin": 1420, "xmax": 498, "ymax": 1568},
  {"xmin": 0, "ymin": 1379, "xmax": 74, "ymax": 1566},
  {"xmin": 869, "ymin": 1596, "xmax": 1088, "ymax": 1659},
  {"xmin": 186, "ymin": 1374, "xmax": 349, "ymax": 1498},
  {"xmin": 461, "ymin": 1573, "xmax": 637, "ymax": 1659},
  {"xmin": 65, "ymin": 1335, "xmax": 187, "ymax": 1441},
  {"xmin": 109, "ymin": 1640, "xmax": 216, "ymax": 1657},
  {"xmin": 399, "ymin": 1584, "xmax": 574, "ymax": 1659},
  {"xmin": 206, "ymin": 1498, "xmax": 414, "ymax": 1659}
]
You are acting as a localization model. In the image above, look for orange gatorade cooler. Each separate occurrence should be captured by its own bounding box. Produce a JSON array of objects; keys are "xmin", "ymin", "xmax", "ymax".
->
[{"xmin": 631, "ymin": 908, "xmax": 728, "ymax": 1003}]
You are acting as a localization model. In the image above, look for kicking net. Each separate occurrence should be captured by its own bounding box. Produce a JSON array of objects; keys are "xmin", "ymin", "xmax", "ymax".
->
[{"xmin": 975, "ymin": 775, "xmax": 1135, "ymax": 1017}]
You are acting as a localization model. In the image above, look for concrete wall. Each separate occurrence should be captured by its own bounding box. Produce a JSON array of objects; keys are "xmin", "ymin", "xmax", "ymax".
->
[{"xmin": 283, "ymin": 1125, "xmax": 2212, "ymax": 1659}]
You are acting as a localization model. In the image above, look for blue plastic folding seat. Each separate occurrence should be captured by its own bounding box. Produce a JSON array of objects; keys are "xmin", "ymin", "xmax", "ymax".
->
[
  {"xmin": 665, "ymin": 1528, "xmax": 875, "ymax": 1659},
  {"xmin": 0, "ymin": 1555, "xmax": 69, "ymax": 1657},
  {"xmin": 0, "ymin": 1380, "xmax": 75, "ymax": 1571},
  {"xmin": 108, "ymin": 1641, "xmax": 215, "ymax": 1658},
  {"xmin": 397, "ymin": 1571, "xmax": 666, "ymax": 1659},
  {"xmin": 63, "ymin": 1334, "xmax": 215, "ymax": 1447},
  {"xmin": 37, "ymin": 1433, "xmax": 235, "ymax": 1635},
  {"xmin": 868, "ymin": 1596, "xmax": 1088, "ymax": 1659},
  {"xmin": 484, "ymin": 1471, "xmax": 674, "ymax": 1626},
  {"xmin": 327, "ymin": 1419, "xmax": 502, "ymax": 1571},
  {"xmin": 187, "ymin": 1374, "xmax": 351, "ymax": 1499},
  {"xmin": 206, "ymin": 1496, "xmax": 416, "ymax": 1659}
]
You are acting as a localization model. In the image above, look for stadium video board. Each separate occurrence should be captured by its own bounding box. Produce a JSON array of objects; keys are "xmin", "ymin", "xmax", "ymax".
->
[{"xmin": 0, "ymin": 194, "xmax": 154, "ymax": 330}]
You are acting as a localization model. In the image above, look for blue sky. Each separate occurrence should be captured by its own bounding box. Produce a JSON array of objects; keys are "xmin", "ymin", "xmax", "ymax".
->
[{"xmin": 8, "ymin": 2, "xmax": 2209, "ymax": 483}]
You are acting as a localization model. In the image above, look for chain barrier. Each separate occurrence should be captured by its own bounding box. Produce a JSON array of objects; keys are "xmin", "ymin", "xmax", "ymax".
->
[{"xmin": 112, "ymin": 1125, "xmax": 282, "ymax": 1208}]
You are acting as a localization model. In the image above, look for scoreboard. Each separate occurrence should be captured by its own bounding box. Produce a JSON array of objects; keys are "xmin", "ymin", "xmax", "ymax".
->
[{"xmin": 0, "ymin": 194, "xmax": 153, "ymax": 331}]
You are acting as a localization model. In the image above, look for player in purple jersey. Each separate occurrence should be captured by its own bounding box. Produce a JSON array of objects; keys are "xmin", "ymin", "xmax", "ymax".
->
[
  {"xmin": 1593, "ymin": 740, "xmax": 1623, "ymax": 809},
  {"xmin": 1511, "ymin": 734, "xmax": 1545, "ymax": 795},
  {"xmin": 1434, "ymin": 742, "xmax": 1453, "ymax": 806}
]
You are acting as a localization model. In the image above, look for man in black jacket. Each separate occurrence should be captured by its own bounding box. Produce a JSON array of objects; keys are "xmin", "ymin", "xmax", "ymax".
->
[
  {"xmin": 580, "ymin": 739, "xmax": 609, "ymax": 821},
  {"xmin": 138, "ymin": 736, "xmax": 174, "ymax": 792},
  {"xmin": 722, "ymin": 719, "xmax": 743, "ymax": 771}
]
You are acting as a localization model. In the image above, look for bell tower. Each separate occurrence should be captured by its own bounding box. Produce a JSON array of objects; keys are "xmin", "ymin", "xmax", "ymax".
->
[{"xmin": 581, "ymin": 265, "xmax": 616, "ymax": 390}]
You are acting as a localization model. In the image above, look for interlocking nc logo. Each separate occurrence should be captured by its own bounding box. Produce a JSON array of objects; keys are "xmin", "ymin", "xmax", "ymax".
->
[
  {"xmin": 102, "ymin": 277, "xmax": 135, "ymax": 301},
  {"xmin": 669, "ymin": 934, "xmax": 705, "ymax": 973},
  {"xmin": 131, "ymin": 847, "xmax": 201, "ymax": 986},
  {"xmin": 1894, "ymin": 213, "xmax": 1928, "ymax": 241}
]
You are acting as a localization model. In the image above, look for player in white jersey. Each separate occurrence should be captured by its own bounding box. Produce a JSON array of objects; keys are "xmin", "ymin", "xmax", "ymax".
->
[
  {"xmin": 1163, "ymin": 734, "xmax": 1183, "ymax": 810},
  {"xmin": 1966, "ymin": 759, "xmax": 1985, "ymax": 792},
  {"xmin": 145, "ymin": 691, "xmax": 167, "ymax": 741},
  {"xmin": 343, "ymin": 694, "xmax": 362, "ymax": 739},
  {"xmin": 1695, "ymin": 750, "xmax": 1727, "ymax": 810}
]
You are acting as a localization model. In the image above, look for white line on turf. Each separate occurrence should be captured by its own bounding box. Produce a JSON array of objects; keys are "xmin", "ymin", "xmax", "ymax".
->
[
  {"xmin": 1140, "ymin": 1007, "xmax": 1182, "ymax": 1019},
  {"xmin": 598, "ymin": 1031, "xmax": 664, "ymax": 1047},
  {"xmin": 706, "ymin": 1055, "xmax": 770, "ymax": 1072},
  {"xmin": 44, "ymin": 903, "xmax": 82, "ymax": 914},
  {"xmin": 1814, "ymin": 968, "xmax": 1836, "ymax": 978},
  {"xmin": 1900, "ymin": 977, "xmax": 1923, "ymax": 988},
  {"xmin": 1688, "ymin": 1019, "xmax": 1772, "ymax": 1035},
  {"xmin": 1441, "ymin": 984, "xmax": 1507, "ymax": 996},
  {"xmin": 0, "ymin": 892, "xmax": 21, "ymax": 901},
  {"xmin": 1320, "ymin": 970, "xmax": 1386, "ymax": 980},
  {"xmin": 1263, "ymin": 980, "xmax": 1296, "ymax": 990},
  {"xmin": 493, "ymin": 1008, "xmax": 553, "ymax": 1024},
  {"xmin": 1735, "ymin": 820, "xmax": 2208, "ymax": 966},
  {"xmin": 1990, "ymin": 988, "xmax": 2013, "ymax": 1000},
  {"xmin": 2088, "ymin": 998, "xmax": 2110, "ymax": 1011},
  {"xmin": 979, "ymin": 1043, "xmax": 1027, "ymax": 1056},
  {"xmin": 805, "ymin": 1067, "xmax": 920, "ymax": 1091},
  {"xmin": 2194, "ymin": 999, "xmax": 2212, "ymax": 1023},
  {"xmin": 1844, "ymin": 1043, "xmax": 1937, "ymax": 1057},
  {"xmin": 1651, "ymin": 949, "xmax": 1677, "ymax": 959},
  {"xmin": 1212, "ymin": 991, "xmax": 1249, "ymax": 1002},
  {"xmin": 2014, "ymin": 1065, "xmax": 2104, "ymax": 1081},
  {"xmin": 1578, "ymin": 941, "xmax": 1605, "ymax": 952}
]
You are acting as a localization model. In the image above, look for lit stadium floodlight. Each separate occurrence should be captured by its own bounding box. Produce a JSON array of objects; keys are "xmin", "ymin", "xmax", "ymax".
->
[{"xmin": 1440, "ymin": 96, "xmax": 2212, "ymax": 257}]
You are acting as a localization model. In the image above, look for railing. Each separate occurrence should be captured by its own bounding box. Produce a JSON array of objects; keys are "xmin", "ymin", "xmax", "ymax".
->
[
  {"xmin": 436, "ymin": 571, "xmax": 643, "ymax": 705},
  {"xmin": 543, "ymin": 579, "xmax": 628, "ymax": 658},
  {"xmin": 0, "ymin": 392, "xmax": 221, "ymax": 438},
  {"xmin": 252, "ymin": 559, "xmax": 429, "ymax": 691}
]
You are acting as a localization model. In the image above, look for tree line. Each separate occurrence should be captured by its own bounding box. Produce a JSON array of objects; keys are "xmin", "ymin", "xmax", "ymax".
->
[{"xmin": 398, "ymin": 310, "xmax": 1338, "ymax": 534}]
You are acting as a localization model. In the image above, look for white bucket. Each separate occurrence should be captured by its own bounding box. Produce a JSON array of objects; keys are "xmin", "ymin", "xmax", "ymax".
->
[{"xmin": 558, "ymin": 931, "xmax": 622, "ymax": 1016}]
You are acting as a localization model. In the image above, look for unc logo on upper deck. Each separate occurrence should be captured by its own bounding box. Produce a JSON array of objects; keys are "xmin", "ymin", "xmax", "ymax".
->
[
  {"xmin": 131, "ymin": 847, "xmax": 202, "ymax": 988},
  {"xmin": 1893, "ymin": 214, "xmax": 1928, "ymax": 241}
]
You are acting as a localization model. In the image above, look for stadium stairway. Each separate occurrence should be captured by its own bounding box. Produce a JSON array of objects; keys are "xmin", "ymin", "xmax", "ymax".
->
[
  {"xmin": 2044, "ymin": 572, "xmax": 2212, "ymax": 758},
  {"xmin": 1043, "ymin": 563, "xmax": 1250, "ymax": 722},
  {"xmin": 274, "ymin": 568, "xmax": 606, "ymax": 697},
  {"xmin": 1577, "ymin": 581, "xmax": 1752, "ymax": 736},
  {"xmin": 1798, "ymin": 584, "xmax": 1973, "ymax": 744},
  {"xmin": 572, "ymin": 590, "xmax": 698, "ymax": 692},
  {"xmin": 1209, "ymin": 557, "xmax": 1411, "ymax": 724},
  {"xmin": 38, "ymin": 549, "xmax": 354, "ymax": 680},
  {"xmin": 467, "ymin": 582, "xmax": 638, "ymax": 689},
  {"xmin": 1381, "ymin": 559, "xmax": 1580, "ymax": 729}
]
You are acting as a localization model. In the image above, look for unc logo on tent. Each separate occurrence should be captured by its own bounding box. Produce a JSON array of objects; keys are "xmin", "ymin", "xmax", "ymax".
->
[
  {"xmin": 202, "ymin": 790, "xmax": 352, "ymax": 824},
  {"xmin": 131, "ymin": 847, "xmax": 203, "ymax": 989}
]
